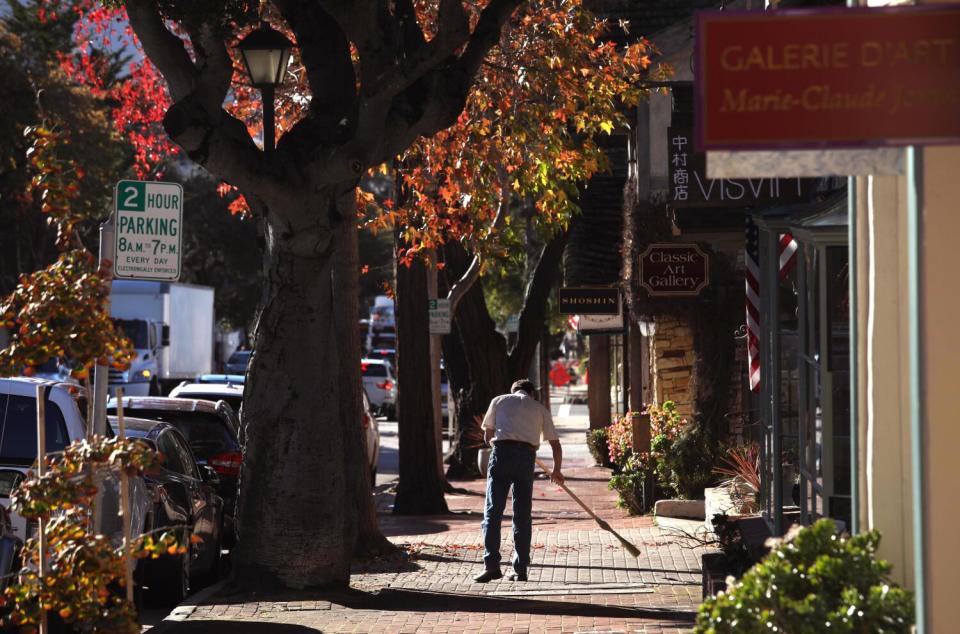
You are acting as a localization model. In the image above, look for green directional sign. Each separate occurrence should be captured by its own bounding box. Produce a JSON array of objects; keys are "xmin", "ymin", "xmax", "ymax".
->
[{"xmin": 114, "ymin": 180, "xmax": 183, "ymax": 281}]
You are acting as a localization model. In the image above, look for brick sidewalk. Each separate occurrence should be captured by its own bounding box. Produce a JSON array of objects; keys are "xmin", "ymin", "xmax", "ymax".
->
[{"xmin": 153, "ymin": 426, "xmax": 707, "ymax": 633}]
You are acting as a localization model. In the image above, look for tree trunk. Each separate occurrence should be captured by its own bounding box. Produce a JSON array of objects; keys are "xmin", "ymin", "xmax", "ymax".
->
[
  {"xmin": 233, "ymin": 199, "xmax": 349, "ymax": 589},
  {"xmin": 440, "ymin": 241, "xmax": 510, "ymax": 479},
  {"xmin": 441, "ymin": 233, "xmax": 567, "ymax": 479},
  {"xmin": 333, "ymin": 209, "xmax": 394, "ymax": 557},
  {"xmin": 393, "ymin": 251, "xmax": 449, "ymax": 514}
]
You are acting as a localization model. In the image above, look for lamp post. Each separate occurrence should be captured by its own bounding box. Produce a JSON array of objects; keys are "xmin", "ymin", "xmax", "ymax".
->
[{"xmin": 237, "ymin": 23, "xmax": 294, "ymax": 156}]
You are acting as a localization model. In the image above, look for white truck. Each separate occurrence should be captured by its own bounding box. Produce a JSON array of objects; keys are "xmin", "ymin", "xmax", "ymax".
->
[{"xmin": 110, "ymin": 281, "xmax": 215, "ymax": 395}]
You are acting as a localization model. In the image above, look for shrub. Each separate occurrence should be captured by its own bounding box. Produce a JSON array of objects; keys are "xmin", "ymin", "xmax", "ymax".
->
[
  {"xmin": 661, "ymin": 420, "xmax": 721, "ymax": 499},
  {"xmin": 586, "ymin": 428, "xmax": 610, "ymax": 467},
  {"xmin": 4, "ymin": 436, "xmax": 181, "ymax": 632},
  {"xmin": 695, "ymin": 519, "xmax": 915, "ymax": 634},
  {"xmin": 607, "ymin": 453, "xmax": 647, "ymax": 514}
]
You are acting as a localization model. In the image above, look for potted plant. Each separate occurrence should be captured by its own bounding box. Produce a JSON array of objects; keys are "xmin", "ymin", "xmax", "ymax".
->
[{"xmin": 713, "ymin": 443, "xmax": 761, "ymax": 514}]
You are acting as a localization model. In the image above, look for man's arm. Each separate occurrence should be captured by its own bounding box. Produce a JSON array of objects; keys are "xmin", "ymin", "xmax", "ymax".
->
[
  {"xmin": 479, "ymin": 399, "xmax": 498, "ymax": 446},
  {"xmin": 548, "ymin": 439, "xmax": 563, "ymax": 484}
]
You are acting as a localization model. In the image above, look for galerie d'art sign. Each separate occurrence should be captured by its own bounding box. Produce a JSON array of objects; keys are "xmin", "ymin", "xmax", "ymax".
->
[
  {"xmin": 668, "ymin": 128, "xmax": 810, "ymax": 207},
  {"xmin": 639, "ymin": 244, "xmax": 709, "ymax": 297},
  {"xmin": 695, "ymin": 5, "xmax": 960, "ymax": 150}
]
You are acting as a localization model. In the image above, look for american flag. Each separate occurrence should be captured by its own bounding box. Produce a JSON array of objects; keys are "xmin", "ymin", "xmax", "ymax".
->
[
  {"xmin": 745, "ymin": 217, "xmax": 799, "ymax": 393},
  {"xmin": 745, "ymin": 217, "xmax": 762, "ymax": 392}
]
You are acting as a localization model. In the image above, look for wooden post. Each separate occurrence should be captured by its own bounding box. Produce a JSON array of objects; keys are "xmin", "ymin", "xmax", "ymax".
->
[
  {"xmin": 588, "ymin": 335, "xmax": 611, "ymax": 429},
  {"xmin": 116, "ymin": 388, "xmax": 134, "ymax": 604},
  {"xmin": 630, "ymin": 412, "xmax": 651, "ymax": 455},
  {"xmin": 426, "ymin": 259, "xmax": 444, "ymax": 481},
  {"xmin": 35, "ymin": 386, "xmax": 48, "ymax": 634},
  {"xmin": 629, "ymin": 319, "xmax": 645, "ymax": 413}
]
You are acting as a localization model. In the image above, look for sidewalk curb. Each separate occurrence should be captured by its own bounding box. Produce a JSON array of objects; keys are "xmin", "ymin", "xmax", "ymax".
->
[{"xmin": 144, "ymin": 579, "xmax": 228, "ymax": 633}]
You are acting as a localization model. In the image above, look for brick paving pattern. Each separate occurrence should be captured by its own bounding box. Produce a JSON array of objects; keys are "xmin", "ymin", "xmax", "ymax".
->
[{"xmin": 153, "ymin": 417, "xmax": 708, "ymax": 633}]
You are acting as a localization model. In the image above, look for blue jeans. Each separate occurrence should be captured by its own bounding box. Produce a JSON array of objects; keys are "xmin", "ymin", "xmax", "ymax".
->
[{"xmin": 482, "ymin": 442, "xmax": 535, "ymax": 574}]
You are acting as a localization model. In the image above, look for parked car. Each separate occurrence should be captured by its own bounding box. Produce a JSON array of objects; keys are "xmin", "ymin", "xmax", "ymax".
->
[
  {"xmin": 440, "ymin": 365, "xmax": 449, "ymax": 422},
  {"xmin": 0, "ymin": 378, "xmax": 88, "ymax": 540},
  {"xmin": 0, "ymin": 378, "xmax": 151, "ymax": 599},
  {"xmin": 366, "ymin": 328, "xmax": 396, "ymax": 353},
  {"xmin": 369, "ymin": 348, "xmax": 396, "ymax": 368},
  {"xmin": 368, "ymin": 296, "xmax": 395, "ymax": 332},
  {"xmin": 170, "ymin": 381, "xmax": 244, "ymax": 416},
  {"xmin": 361, "ymin": 388, "xmax": 380, "ymax": 483},
  {"xmin": 361, "ymin": 358, "xmax": 396, "ymax": 419},
  {"xmin": 0, "ymin": 471, "xmax": 23, "ymax": 591},
  {"xmin": 224, "ymin": 350, "xmax": 251, "ymax": 375},
  {"xmin": 108, "ymin": 416, "xmax": 223, "ymax": 605},
  {"xmin": 107, "ymin": 397, "xmax": 241, "ymax": 545}
]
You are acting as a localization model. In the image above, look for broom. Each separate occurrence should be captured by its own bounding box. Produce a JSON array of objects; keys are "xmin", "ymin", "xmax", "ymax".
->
[{"xmin": 535, "ymin": 458, "xmax": 642, "ymax": 558}]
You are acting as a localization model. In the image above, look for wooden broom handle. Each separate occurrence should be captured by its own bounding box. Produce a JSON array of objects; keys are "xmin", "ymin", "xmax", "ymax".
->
[{"xmin": 534, "ymin": 457, "xmax": 603, "ymax": 524}]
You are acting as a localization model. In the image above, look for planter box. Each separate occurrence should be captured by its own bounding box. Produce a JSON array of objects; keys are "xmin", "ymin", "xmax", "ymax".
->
[
  {"xmin": 701, "ymin": 552, "xmax": 732, "ymax": 599},
  {"xmin": 654, "ymin": 499, "xmax": 705, "ymax": 520}
]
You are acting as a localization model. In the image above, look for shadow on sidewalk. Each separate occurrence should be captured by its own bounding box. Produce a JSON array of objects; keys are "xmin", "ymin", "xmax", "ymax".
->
[
  {"xmin": 327, "ymin": 587, "xmax": 697, "ymax": 624},
  {"xmin": 155, "ymin": 623, "xmax": 315, "ymax": 633}
]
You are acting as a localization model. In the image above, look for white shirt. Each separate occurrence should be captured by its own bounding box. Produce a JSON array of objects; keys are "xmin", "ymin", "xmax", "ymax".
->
[{"xmin": 481, "ymin": 391, "xmax": 559, "ymax": 447}]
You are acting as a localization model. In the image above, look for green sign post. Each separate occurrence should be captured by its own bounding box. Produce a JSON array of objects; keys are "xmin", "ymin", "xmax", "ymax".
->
[{"xmin": 113, "ymin": 180, "xmax": 183, "ymax": 281}]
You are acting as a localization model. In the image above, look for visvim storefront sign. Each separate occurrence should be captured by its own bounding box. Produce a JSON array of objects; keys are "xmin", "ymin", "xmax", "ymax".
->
[
  {"xmin": 639, "ymin": 244, "xmax": 709, "ymax": 297},
  {"xmin": 669, "ymin": 127, "xmax": 813, "ymax": 207},
  {"xmin": 558, "ymin": 287, "xmax": 620, "ymax": 315},
  {"xmin": 695, "ymin": 5, "xmax": 960, "ymax": 149}
]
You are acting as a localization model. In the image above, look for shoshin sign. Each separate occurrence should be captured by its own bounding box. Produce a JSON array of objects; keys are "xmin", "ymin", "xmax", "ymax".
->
[
  {"xmin": 639, "ymin": 244, "xmax": 709, "ymax": 297},
  {"xmin": 668, "ymin": 127, "xmax": 811, "ymax": 207},
  {"xmin": 695, "ymin": 5, "xmax": 960, "ymax": 150},
  {"xmin": 558, "ymin": 287, "xmax": 620, "ymax": 315}
]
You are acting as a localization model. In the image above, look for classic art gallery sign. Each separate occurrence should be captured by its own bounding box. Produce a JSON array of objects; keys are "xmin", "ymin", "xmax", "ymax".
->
[
  {"xmin": 695, "ymin": 5, "xmax": 960, "ymax": 150},
  {"xmin": 639, "ymin": 244, "xmax": 709, "ymax": 297}
]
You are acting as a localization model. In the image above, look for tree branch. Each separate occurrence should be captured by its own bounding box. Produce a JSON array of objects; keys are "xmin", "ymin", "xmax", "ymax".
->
[
  {"xmin": 124, "ymin": 0, "xmax": 281, "ymax": 203},
  {"xmin": 125, "ymin": 0, "xmax": 197, "ymax": 101},
  {"xmin": 445, "ymin": 200, "xmax": 507, "ymax": 313},
  {"xmin": 508, "ymin": 230, "xmax": 569, "ymax": 378}
]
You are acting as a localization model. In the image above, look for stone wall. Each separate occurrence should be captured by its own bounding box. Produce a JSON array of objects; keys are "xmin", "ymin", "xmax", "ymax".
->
[
  {"xmin": 648, "ymin": 313, "xmax": 748, "ymax": 435},
  {"xmin": 649, "ymin": 315, "xmax": 695, "ymax": 419}
]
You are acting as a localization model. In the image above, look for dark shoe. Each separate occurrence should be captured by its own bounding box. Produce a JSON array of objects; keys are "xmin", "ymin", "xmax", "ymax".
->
[
  {"xmin": 473, "ymin": 570, "xmax": 503, "ymax": 583},
  {"xmin": 507, "ymin": 571, "xmax": 527, "ymax": 581}
]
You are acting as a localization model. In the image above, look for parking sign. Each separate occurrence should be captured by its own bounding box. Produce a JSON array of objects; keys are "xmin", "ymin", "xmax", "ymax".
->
[
  {"xmin": 114, "ymin": 180, "xmax": 183, "ymax": 281},
  {"xmin": 428, "ymin": 298, "xmax": 451, "ymax": 335}
]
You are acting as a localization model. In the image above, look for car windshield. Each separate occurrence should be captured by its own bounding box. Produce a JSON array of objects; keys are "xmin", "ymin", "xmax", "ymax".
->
[
  {"xmin": 0, "ymin": 395, "xmax": 70, "ymax": 464},
  {"xmin": 114, "ymin": 319, "xmax": 149, "ymax": 349},
  {"xmin": 110, "ymin": 409, "xmax": 237, "ymax": 459},
  {"xmin": 181, "ymin": 394, "xmax": 242, "ymax": 415},
  {"xmin": 227, "ymin": 351, "xmax": 250, "ymax": 365},
  {"xmin": 361, "ymin": 363, "xmax": 387, "ymax": 378}
]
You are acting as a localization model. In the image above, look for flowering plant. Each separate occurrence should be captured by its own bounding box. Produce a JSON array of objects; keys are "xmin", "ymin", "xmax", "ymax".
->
[{"xmin": 606, "ymin": 401, "xmax": 684, "ymax": 470}]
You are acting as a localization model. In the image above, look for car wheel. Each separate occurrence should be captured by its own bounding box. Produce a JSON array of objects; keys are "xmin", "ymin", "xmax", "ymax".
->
[
  {"xmin": 193, "ymin": 538, "xmax": 222, "ymax": 589},
  {"xmin": 149, "ymin": 546, "xmax": 189, "ymax": 607}
]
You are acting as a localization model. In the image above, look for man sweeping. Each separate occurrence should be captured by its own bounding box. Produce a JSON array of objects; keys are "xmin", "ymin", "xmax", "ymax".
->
[{"xmin": 474, "ymin": 379, "xmax": 563, "ymax": 583}]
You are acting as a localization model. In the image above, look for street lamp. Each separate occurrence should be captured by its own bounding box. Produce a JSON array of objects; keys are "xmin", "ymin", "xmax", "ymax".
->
[
  {"xmin": 237, "ymin": 23, "xmax": 294, "ymax": 156},
  {"xmin": 638, "ymin": 317, "xmax": 657, "ymax": 338}
]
